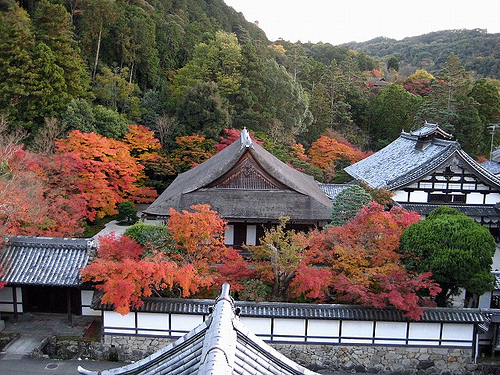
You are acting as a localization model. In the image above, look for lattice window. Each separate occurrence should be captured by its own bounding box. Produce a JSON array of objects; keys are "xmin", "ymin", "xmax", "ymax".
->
[{"xmin": 213, "ymin": 159, "xmax": 280, "ymax": 190}]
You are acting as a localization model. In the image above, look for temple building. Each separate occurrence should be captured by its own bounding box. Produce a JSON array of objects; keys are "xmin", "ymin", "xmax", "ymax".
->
[
  {"xmin": 143, "ymin": 129, "xmax": 332, "ymax": 247},
  {"xmin": 345, "ymin": 123, "xmax": 500, "ymax": 238}
]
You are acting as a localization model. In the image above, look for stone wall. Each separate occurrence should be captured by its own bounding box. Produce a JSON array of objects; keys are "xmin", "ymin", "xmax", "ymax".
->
[
  {"xmin": 272, "ymin": 343, "xmax": 477, "ymax": 374},
  {"xmin": 39, "ymin": 335, "xmax": 500, "ymax": 375}
]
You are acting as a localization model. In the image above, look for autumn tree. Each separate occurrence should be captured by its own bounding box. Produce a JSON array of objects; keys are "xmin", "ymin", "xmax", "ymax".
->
[
  {"xmin": 84, "ymin": 204, "xmax": 245, "ymax": 313},
  {"xmin": 56, "ymin": 130, "xmax": 157, "ymax": 221},
  {"xmin": 167, "ymin": 204, "xmax": 228, "ymax": 275},
  {"xmin": 168, "ymin": 134, "xmax": 216, "ymax": 173},
  {"xmin": 247, "ymin": 217, "xmax": 332, "ymax": 302},
  {"xmin": 122, "ymin": 124, "xmax": 161, "ymax": 161},
  {"xmin": 0, "ymin": 133, "xmax": 86, "ymax": 237},
  {"xmin": 81, "ymin": 233, "xmax": 200, "ymax": 314},
  {"xmin": 310, "ymin": 203, "xmax": 439, "ymax": 319},
  {"xmin": 400, "ymin": 206, "xmax": 496, "ymax": 307},
  {"xmin": 308, "ymin": 131, "xmax": 371, "ymax": 182},
  {"xmin": 403, "ymin": 69, "xmax": 434, "ymax": 96}
]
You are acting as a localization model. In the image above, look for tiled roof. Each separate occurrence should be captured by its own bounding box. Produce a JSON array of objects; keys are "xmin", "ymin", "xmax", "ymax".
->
[
  {"xmin": 409, "ymin": 122, "xmax": 453, "ymax": 138},
  {"xmin": 79, "ymin": 284, "xmax": 318, "ymax": 375},
  {"xmin": 401, "ymin": 203, "xmax": 500, "ymax": 218},
  {"xmin": 318, "ymin": 183, "xmax": 351, "ymax": 201},
  {"xmin": 345, "ymin": 124, "xmax": 500, "ymax": 190},
  {"xmin": 92, "ymin": 293, "xmax": 487, "ymax": 325},
  {"xmin": 0, "ymin": 236, "xmax": 94, "ymax": 287},
  {"xmin": 481, "ymin": 160, "xmax": 500, "ymax": 176}
]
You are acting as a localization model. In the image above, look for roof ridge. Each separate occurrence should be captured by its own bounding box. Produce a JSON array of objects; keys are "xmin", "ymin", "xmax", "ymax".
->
[{"xmin": 386, "ymin": 142, "xmax": 459, "ymax": 189}]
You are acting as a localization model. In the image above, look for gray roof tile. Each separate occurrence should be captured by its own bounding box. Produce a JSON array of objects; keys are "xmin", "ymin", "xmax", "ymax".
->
[
  {"xmin": 80, "ymin": 284, "xmax": 319, "ymax": 375},
  {"xmin": 0, "ymin": 236, "xmax": 94, "ymax": 287},
  {"xmin": 345, "ymin": 124, "xmax": 500, "ymax": 190},
  {"xmin": 401, "ymin": 203, "xmax": 500, "ymax": 217},
  {"xmin": 92, "ymin": 293, "xmax": 487, "ymax": 325}
]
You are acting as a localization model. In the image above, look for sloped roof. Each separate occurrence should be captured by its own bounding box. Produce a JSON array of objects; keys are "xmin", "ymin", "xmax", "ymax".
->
[
  {"xmin": 143, "ymin": 129, "xmax": 332, "ymax": 223},
  {"xmin": 78, "ymin": 284, "xmax": 318, "ymax": 375},
  {"xmin": 318, "ymin": 183, "xmax": 352, "ymax": 201},
  {"xmin": 482, "ymin": 160, "xmax": 500, "ymax": 176},
  {"xmin": 0, "ymin": 236, "xmax": 94, "ymax": 287},
  {"xmin": 401, "ymin": 203, "xmax": 500, "ymax": 218},
  {"xmin": 92, "ymin": 292, "xmax": 487, "ymax": 325},
  {"xmin": 345, "ymin": 123, "xmax": 500, "ymax": 190}
]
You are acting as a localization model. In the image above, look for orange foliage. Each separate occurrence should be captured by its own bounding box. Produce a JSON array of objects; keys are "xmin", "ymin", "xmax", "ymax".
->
[
  {"xmin": 0, "ymin": 144, "xmax": 86, "ymax": 237},
  {"xmin": 122, "ymin": 124, "xmax": 161, "ymax": 161},
  {"xmin": 307, "ymin": 202, "xmax": 439, "ymax": 319},
  {"xmin": 56, "ymin": 130, "xmax": 157, "ymax": 220},
  {"xmin": 81, "ymin": 233, "xmax": 208, "ymax": 314},
  {"xmin": 168, "ymin": 204, "xmax": 228, "ymax": 272},
  {"xmin": 169, "ymin": 134, "xmax": 216, "ymax": 172},
  {"xmin": 308, "ymin": 132, "xmax": 371, "ymax": 181}
]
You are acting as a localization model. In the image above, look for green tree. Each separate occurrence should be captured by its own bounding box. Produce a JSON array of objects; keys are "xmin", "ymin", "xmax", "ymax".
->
[
  {"xmin": 79, "ymin": 0, "xmax": 117, "ymax": 80},
  {"xmin": 0, "ymin": 1, "xmax": 36, "ymax": 130},
  {"xmin": 469, "ymin": 78, "xmax": 500, "ymax": 155},
  {"xmin": 92, "ymin": 105, "xmax": 128, "ymax": 139},
  {"xmin": 387, "ymin": 56, "xmax": 400, "ymax": 72},
  {"xmin": 29, "ymin": 42, "xmax": 68, "ymax": 128},
  {"xmin": 172, "ymin": 31, "xmax": 243, "ymax": 105},
  {"xmin": 116, "ymin": 201, "xmax": 138, "ymax": 225},
  {"xmin": 61, "ymin": 99, "xmax": 96, "ymax": 133},
  {"xmin": 330, "ymin": 184, "xmax": 371, "ymax": 226},
  {"xmin": 112, "ymin": 3, "xmax": 160, "ymax": 87},
  {"xmin": 416, "ymin": 53, "xmax": 483, "ymax": 156},
  {"xmin": 260, "ymin": 59, "xmax": 313, "ymax": 141},
  {"xmin": 176, "ymin": 81, "xmax": 230, "ymax": 140},
  {"xmin": 93, "ymin": 66, "xmax": 144, "ymax": 122},
  {"xmin": 32, "ymin": 0, "xmax": 90, "ymax": 99},
  {"xmin": 400, "ymin": 206, "xmax": 496, "ymax": 307},
  {"xmin": 124, "ymin": 222, "xmax": 176, "ymax": 257},
  {"xmin": 369, "ymin": 84, "xmax": 422, "ymax": 149}
]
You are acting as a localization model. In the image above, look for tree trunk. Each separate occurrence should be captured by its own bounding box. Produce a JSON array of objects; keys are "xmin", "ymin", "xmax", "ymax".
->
[{"xmin": 92, "ymin": 27, "xmax": 102, "ymax": 80}]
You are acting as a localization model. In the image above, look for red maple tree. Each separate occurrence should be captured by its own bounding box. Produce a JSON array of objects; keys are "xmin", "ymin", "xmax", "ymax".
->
[
  {"xmin": 308, "ymin": 202, "xmax": 440, "ymax": 319},
  {"xmin": 56, "ymin": 130, "xmax": 157, "ymax": 221}
]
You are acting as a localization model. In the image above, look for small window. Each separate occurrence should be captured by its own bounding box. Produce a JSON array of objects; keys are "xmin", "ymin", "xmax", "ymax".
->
[
  {"xmin": 224, "ymin": 225, "xmax": 234, "ymax": 245},
  {"xmin": 428, "ymin": 194, "xmax": 465, "ymax": 204},
  {"xmin": 428, "ymin": 194, "xmax": 451, "ymax": 203}
]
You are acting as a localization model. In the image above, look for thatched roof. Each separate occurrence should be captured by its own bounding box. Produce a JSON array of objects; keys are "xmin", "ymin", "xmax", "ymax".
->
[{"xmin": 143, "ymin": 130, "xmax": 332, "ymax": 224}]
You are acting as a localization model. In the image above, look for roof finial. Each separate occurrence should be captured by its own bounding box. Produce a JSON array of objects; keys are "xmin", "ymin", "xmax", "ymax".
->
[{"xmin": 240, "ymin": 127, "xmax": 253, "ymax": 149}]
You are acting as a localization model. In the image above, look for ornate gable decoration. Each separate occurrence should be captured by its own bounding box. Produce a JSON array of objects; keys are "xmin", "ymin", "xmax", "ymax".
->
[{"xmin": 210, "ymin": 154, "xmax": 283, "ymax": 190}]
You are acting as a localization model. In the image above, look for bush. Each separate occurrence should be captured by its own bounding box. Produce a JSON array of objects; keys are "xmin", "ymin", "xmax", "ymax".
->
[{"xmin": 116, "ymin": 202, "xmax": 139, "ymax": 225}]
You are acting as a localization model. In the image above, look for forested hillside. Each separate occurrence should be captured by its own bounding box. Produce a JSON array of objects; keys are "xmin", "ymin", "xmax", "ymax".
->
[
  {"xmin": 1, "ymin": 0, "xmax": 500, "ymax": 238},
  {"xmin": 1, "ymin": 0, "xmax": 499, "ymax": 315},
  {"xmin": 343, "ymin": 29, "xmax": 500, "ymax": 79}
]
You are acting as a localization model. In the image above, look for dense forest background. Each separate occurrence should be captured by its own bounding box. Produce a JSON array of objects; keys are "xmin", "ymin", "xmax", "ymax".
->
[
  {"xmin": 2, "ymin": 0, "xmax": 500, "ymax": 187},
  {"xmin": 1, "ymin": 0, "xmax": 499, "ymax": 310}
]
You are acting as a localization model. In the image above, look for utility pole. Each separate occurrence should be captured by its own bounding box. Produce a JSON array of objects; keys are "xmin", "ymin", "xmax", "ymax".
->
[{"xmin": 488, "ymin": 123, "xmax": 500, "ymax": 161}]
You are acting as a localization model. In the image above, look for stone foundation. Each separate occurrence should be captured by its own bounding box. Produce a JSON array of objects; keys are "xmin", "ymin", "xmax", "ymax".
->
[
  {"xmin": 39, "ymin": 335, "xmax": 500, "ymax": 375},
  {"xmin": 272, "ymin": 343, "xmax": 477, "ymax": 374}
]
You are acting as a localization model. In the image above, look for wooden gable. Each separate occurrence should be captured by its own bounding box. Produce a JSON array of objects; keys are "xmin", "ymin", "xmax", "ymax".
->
[{"xmin": 208, "ymin": 153, "xmax": 287, "ymax": 191}]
